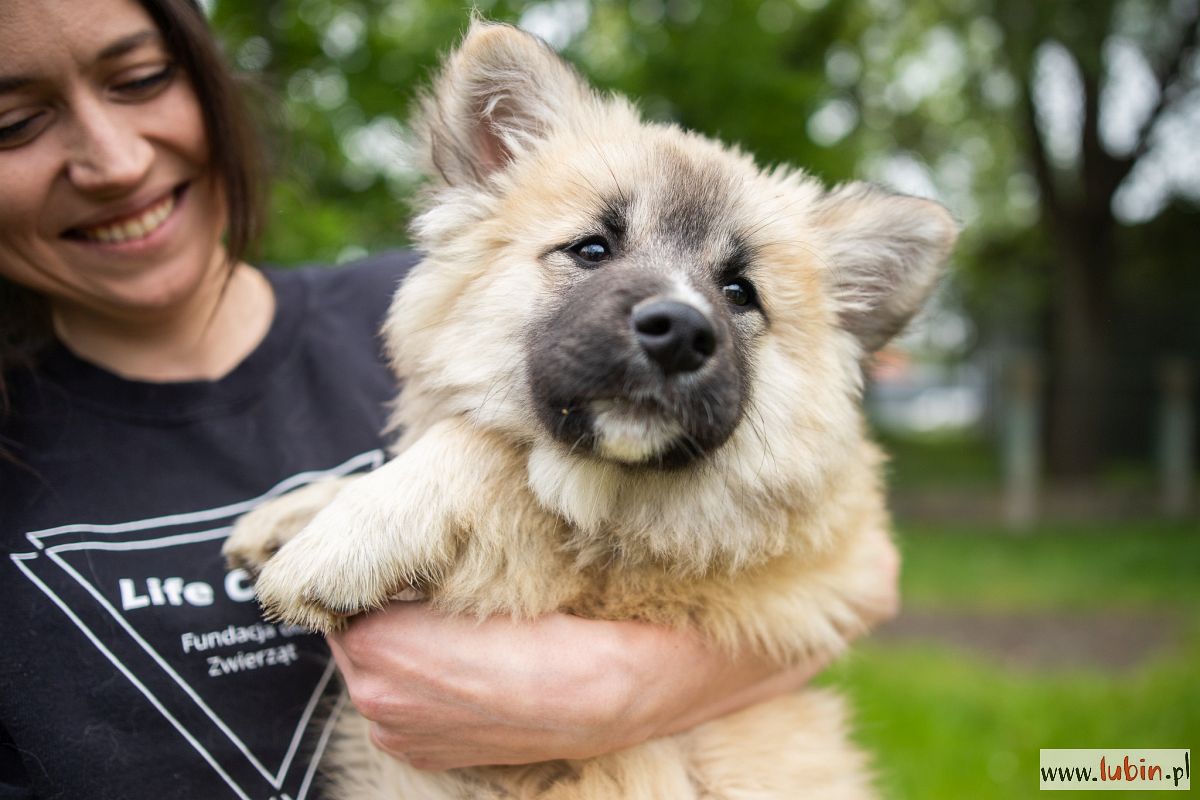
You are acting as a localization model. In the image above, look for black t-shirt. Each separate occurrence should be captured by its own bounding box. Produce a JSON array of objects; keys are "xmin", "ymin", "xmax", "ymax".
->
[{"xmin": 0, "ymin": 251, "xmax": 417, "ymax": 800}]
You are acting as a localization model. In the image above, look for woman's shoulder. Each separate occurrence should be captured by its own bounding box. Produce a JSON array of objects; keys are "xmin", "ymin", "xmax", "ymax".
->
[
  {"xmin": 264, "ymin": 249, "xmax": 420, "ymax": 331},
  {"xmin": 268, "ymin": 249, "xmax": 420, "ymax": 294}
]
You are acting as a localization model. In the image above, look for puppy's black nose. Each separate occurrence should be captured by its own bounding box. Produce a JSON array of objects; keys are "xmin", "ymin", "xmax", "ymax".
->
[{"xmin": 631, "ymin": 300, "xmax": 717, "ymax": 374}]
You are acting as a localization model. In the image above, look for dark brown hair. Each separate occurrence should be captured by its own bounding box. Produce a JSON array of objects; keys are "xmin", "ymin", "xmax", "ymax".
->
[
  {"xmin": 138, "ymin": 0, "xmax": 265, "ymax": 263},
  {"xmin": 0, "ymin": 0, "xmax": 265, "ymax": 412}
]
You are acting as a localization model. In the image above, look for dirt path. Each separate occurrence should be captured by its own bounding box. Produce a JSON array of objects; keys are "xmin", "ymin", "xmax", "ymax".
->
[{"xmin": 874, "ymin": 610, "xmax": 1184, "ymax": 670}]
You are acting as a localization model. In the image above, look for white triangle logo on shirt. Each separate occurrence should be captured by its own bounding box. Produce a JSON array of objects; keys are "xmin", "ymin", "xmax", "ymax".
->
[{"xmin": 10, "ymin": 450, "xmax": 383, "ymax": 800}]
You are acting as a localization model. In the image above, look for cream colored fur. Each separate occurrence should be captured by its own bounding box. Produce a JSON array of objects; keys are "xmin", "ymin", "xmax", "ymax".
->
[{"xmin": 224, "ymin": 19, "xmax": 957, "ymax": 800}]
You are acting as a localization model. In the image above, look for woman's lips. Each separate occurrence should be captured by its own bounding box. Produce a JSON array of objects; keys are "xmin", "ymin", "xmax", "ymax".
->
[{"xmin": 63, "ymin": 184, "xmax": 187, "ymax": 245}]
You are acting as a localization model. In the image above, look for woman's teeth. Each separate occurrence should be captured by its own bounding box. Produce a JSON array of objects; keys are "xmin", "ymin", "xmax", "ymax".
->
[{"xmin": 79, "ymin": 193, "xmax": 176, "ymax": 243}]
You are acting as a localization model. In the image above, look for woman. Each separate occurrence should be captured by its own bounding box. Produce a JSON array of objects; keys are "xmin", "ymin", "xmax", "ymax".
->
[{"xmin": 0, "ymin": 1, "xmax": 898, "ymax": 798}]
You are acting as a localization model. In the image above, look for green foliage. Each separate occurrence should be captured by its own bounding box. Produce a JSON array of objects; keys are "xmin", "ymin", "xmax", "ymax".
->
[
  {"xmin": 206, "ymin": 0, "xmax": 1197, "ymax": 346},
  {"xmin": 205, "ymin": 0, "xmax": 1047, "ymax": 268},
  {"xmin": 577, "ymin": 0, "xmax": 856, "ymax": 177}
]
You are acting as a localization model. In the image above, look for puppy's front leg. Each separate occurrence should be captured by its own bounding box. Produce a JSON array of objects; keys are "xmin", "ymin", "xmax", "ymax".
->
[{"xmin": 252, "ymin": 418, "xmax": 488, "ymax": 632}]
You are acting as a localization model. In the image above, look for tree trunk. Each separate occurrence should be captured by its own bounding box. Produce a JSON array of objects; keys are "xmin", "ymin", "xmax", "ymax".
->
[
  {"xmin": 994, "ymin": 0, "xmax": 1198, "ymax": 478},
  {"xmin": 1046, "ymin": 213, "xmax": 1114, "ymax": 477}
]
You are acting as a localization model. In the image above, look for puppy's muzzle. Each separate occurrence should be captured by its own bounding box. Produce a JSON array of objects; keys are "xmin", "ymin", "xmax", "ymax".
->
[{"xmin": 527, "ymin": 267, "xmax": 745, "ymax": 468}]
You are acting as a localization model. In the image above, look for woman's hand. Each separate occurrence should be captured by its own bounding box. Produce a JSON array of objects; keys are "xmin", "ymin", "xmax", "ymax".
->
[{"xmin": 326, "ymin": 529, "xmax": 900, "ymax": 771}]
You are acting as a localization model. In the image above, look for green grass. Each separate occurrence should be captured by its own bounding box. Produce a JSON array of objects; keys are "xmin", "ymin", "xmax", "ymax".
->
[
  {"xmin": 839, "ymin": 641, "xmax": 1198, "ymax": 799},
  {"xmin": 895, "ymin": 521, "xmax": 1200, "ymax": 613},
  {"xmin": 822, "ymin": 521, "xmax": 1200, "ymax": 799}
]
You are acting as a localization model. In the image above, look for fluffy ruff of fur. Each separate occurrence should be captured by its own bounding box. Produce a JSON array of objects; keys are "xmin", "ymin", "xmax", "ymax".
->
[{"xmin": 225, "ymin": 18, "xmax": 957, "ymax": 800}]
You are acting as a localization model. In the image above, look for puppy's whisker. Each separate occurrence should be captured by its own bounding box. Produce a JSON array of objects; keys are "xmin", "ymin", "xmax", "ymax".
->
[
  {"xmin": 474, "ymin": 352, "xmax": 526, "ymax": 420},
  {"xmin": 566, "ymin": 433, "xmax": 591, "ymax": 458},
  {"xmin": 747, "ymin": 405, "xmax": 777, "ymax": 484}
]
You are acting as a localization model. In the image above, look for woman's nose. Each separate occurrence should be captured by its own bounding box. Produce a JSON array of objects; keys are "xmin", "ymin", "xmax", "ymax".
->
[{"xmin": 65, "ymin": 99, "xmax": 154, "ymax": 194}]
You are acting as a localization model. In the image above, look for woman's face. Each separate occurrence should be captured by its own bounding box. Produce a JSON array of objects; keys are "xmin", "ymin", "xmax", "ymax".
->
[{"xmin": 0, "ymin": 0, "xmax": 226, "ymax": 319}]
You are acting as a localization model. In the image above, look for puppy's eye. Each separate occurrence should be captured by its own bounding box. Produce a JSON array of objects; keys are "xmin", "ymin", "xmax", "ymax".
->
[
  {"xmin": 722, "ymin": 279, "xmax": 756, "ymax": 308},
  {"xmin": 568, "ymin": 236, "xmax": 612, "ymax": 265}
]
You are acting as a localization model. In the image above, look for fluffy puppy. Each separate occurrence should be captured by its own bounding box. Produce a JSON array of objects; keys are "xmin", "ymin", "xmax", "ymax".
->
[{"xmin": 225, "ymin": 19, "xmax": 956, "ymax": 800}]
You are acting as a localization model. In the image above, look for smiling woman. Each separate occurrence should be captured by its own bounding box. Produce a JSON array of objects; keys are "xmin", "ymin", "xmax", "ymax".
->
[
  {"xmin": 0, "ymin": 0, "xmax": 264, "ymax": 384},
  {"xmin": 0, "ymin": 3, "xmax": 417, "ymax": 798}
]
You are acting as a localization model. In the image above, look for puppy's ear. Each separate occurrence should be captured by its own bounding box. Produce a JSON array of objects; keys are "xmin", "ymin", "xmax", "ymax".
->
[
  {"xmin": 816, "ymin": 184, "xmax": 958, "ymax": 353},
  {"xmin": 416, "ymin": 19, "xmax": 591, "ymax": 187}
]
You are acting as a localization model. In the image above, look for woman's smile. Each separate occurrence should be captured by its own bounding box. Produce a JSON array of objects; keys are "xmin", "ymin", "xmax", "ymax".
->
[{"xmin": 62, "ymin": 182, "xmax": 188, "ymax": 252}]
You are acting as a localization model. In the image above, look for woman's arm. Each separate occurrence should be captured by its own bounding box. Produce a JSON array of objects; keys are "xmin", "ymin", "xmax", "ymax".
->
[{"xmin": 327, "ymin": 528, "xmax": 900, "ymax": 771}]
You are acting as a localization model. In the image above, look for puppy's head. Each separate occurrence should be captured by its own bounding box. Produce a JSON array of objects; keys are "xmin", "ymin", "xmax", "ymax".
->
[{"xmin": 388, "ymin": 21, "xmax": 956, "ymax": 555}]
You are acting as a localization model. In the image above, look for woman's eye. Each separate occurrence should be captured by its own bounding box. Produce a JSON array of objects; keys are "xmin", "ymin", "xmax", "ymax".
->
[
  {"xmin": 568, "ymin": 237, "xmax": 612, "ymax": 265},
  {"xmin": 0, "ymin": 112, "xmax": 47, "ymax": 149},
  {"xmin": 114, "ymin": 64, "xmax": 177, "ymax": 99},
  {"xmin": 722, "ymin": 279, "xmax": 755, "ymax": 308}
]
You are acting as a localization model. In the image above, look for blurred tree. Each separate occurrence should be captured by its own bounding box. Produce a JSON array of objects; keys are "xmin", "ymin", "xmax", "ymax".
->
[
  {"xmin": 811, "ymin": 0, "xmax": 1200, "ymax": 476},
  {"xmin": 988, "ymin": 0, "xmax": 1200, "ymax": 476}
]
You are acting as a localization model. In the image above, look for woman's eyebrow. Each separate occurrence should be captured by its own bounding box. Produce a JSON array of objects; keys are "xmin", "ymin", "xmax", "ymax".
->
[
  {"xmin": 0, "ymin": 75, "xmax": 33, "ymax": 95},
  {"xmin": 0, "ymin": 30, "xmax": 162, "ymax": 95},
  {"xmin": 97, "ymin": 29, "xmax": 162, "ymax": 61}
]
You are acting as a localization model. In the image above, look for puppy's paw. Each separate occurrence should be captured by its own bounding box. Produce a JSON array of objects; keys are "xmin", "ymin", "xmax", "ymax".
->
[
  {"xmin": 235, "ymin": 438, "xmax": 467, "ymax": 632},
  {"xmin": 250, "ymin": 504, "xmax": 414, "ymax": 633},
  {"xmin": 224, "ymin": 504, "xmax": 309, "ymax": 576},
  {"xmin": 223, "ymin": 479, "xmax": 353, "ymax": 575},
  {"xmin": 253, "ymin": 561, "xmax": 356, "ymax": 634}
]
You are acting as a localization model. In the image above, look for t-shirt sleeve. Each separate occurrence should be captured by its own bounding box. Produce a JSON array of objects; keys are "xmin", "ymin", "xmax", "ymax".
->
[{"xmin": 306, "ymin": 249, "xmax": 422, "ymax": 334}]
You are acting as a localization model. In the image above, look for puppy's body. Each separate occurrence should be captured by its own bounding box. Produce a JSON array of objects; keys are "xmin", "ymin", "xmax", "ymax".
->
[{"xmin": 226, "ymin": 20, "xmax": 956, "ymax": 800}]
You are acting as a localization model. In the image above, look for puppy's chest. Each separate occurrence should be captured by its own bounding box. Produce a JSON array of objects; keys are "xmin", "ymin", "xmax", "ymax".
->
[
  {"xmin": 440, "ymin": 519, "xmax": 739, "ymax": 628},
  {"xmin": 560, "ymin": 566, "xmax": 712, "ymax": 627},
  {"xmin": 421, "ymin": 443, "xmax": 798, "ymax": 626}
]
